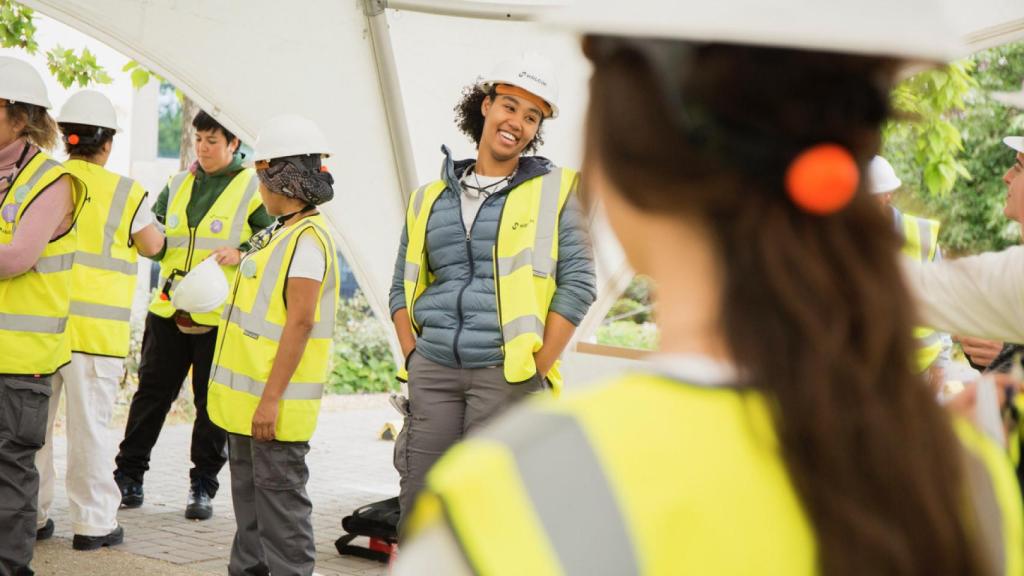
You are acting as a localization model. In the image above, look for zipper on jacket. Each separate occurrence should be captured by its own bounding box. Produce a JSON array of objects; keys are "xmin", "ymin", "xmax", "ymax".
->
[{"xmin": 451, "ymin": 193, "xmax": 500, "ymax": 367}]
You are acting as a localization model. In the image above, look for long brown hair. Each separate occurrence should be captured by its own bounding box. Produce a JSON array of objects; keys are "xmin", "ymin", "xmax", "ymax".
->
[
  {"xmin": 584, "ymin": 39, "xmax": 988, "ymax": 575},
  {"xmin": 5, "ymin": 100, "xmax": 58, "ymax": 150}
]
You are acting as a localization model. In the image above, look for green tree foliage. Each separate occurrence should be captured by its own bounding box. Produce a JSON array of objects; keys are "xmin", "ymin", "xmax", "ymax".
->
[
  {"xmin": 885, "ymin": 42, "xmax": 1024, "ymax": 254},
  {"xmin": 329, "ymin": 291, "xmax": 399, "ymax": 394},
  {"xmin": 157, "ymin": 82, "xmax": 182, "ymax": 158},
  {"xmin": 0, "ymin": 1, "xmax": 111, "ymax": 88}
]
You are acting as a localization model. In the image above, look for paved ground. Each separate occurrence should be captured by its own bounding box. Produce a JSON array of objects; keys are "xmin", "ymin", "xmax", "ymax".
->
[{"xmin": 33, "ymin": 394, "xmax": 399, "ymax": 575}]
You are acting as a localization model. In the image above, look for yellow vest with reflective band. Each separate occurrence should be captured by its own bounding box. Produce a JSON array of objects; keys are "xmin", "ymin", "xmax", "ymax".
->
[
  {"xmin": 399, "ymin": 168, "xmax": 578, "ymax": 394},
  {"xmin": 65, "ymin": 160, "xmax": 147, "ymax": 358},
  {"xmin": 149, "ymin": 168, "xmax": 261, "ymax": 326},
  {"xmin": 412, "ymin": 374, "xmax": 1024, "ymax": 576},
  {"xmin": 894, "ymin": 208, "xmax": 943, "ymax": 372},
  {"xmin": 0, "ymin": 152, "xmax": 85, "ymax": 375},
  {"xmin": 207, "ymin": 214, "xmax": 339, "ymax": 442}
]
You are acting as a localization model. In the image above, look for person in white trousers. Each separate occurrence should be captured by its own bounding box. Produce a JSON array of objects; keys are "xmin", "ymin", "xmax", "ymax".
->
[{"xmin": 34, "ymin": 90, "xmax": 164, "ymax": 551}]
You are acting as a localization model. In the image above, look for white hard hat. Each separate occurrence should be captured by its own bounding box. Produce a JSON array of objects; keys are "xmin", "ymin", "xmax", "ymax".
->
[
  {"xmin": 868, "ymin": 155, "xmax": 902, "ymax": 194},
  {"xmin": 546, "ymin": 0, "xmax": 960, "ymax": 63},
  {"xmin": 1005, "ymin": 137, "xmax": 1024, "ymax": 154},
  {"xmin": 57, "ymin": 90, "xmax": 120, "ymax": 131},
  {"xmin": 171, "ymin": 257, "xmax": 229, "ymax": 314},
  {"xmin": 0, "ymin": 56, "xmax": 52, "ymax": 109},
  {"xmin": 991, "ymin": 80, "xmax": 1024, "ymax": 111},
  {"xmin": 251, "ymin": 114, "xmax": 332, "ymax": 163},
  {"xmin": 478, "ymin": 53, "xmax": 560, "ymax": 118}
]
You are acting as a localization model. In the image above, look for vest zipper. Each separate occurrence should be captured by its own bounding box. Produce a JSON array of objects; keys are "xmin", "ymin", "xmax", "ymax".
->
[
  {"xmin": 451, "ymin": 193, "xmax": 499, "ymax": 368},
  {"xmin": 185, "ymin": 225, "xmax": 197, "ymax": 271}
]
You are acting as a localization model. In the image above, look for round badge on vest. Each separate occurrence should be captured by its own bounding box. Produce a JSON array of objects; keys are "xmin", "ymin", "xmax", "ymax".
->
[
  {"xmin": 241, "ymin": 259, "xmax": 257, "ymax": 278},
  {"xmin": 167, "ymin": 214, "xmax": 180, "ymax": 228},
  {"xmin": 210, "ymin": 219, "xmax": 223, "ymax": 234},
  {"xmin": 13, "ymin": 185, "xmax": 29, "ymax": 203},
  {"xmin": 1, "ymin": 204, "xmax": 16, "ymax": 223}
]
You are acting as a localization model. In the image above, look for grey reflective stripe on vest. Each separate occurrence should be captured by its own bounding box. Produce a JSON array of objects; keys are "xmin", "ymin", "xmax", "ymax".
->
[
  {"xmin": 19, "ymin": 158, "xmax": 62, "ymax": 193},
  {"xmin": 918, "ymin": 218, "xmax": 935, "ymax": 262},
  {"xmin": 166, "ymin": 236, "xmax": 190, "ymax": 250},
  {"xmin": 961, "ymin": 445, "xmax": 1007, "ymax": 575},
  {"xmin": 502, "ymin": 314, "xmax": 544, "ymax": 342},
  {"xmin": 531, "ymin": 169, "xmax": 564, "ymax": 278},
  {"xmin": 227, "ymin": 175, "xmax": 259, "ymax": 246},
  {"xmin": 0, "ymin": 313, "xmax": 67, "ymax": 334},
  {"xmin": 411, "ymin": 184, "xmax": 429, "ymax": 217},
  {"xmin": 475, "ymin": 410, "xmax": 639, "ymax": 575},
  {"xmin": 496, "ymin": 246, "xmax": 533, "ymax": 277},
  {"xmin": 74, "ymin": 251, "xmax": 137, "ymax": 275},
  {"xmin": 403, "ymin": 261, "xmax": 420, "ymax": 283},
  {"xmin": 69, "ymin": 300, "xmax": 131, "ymax": 322},
  {"xmin": 102, "ymin": 176, "xmax": 135, "ymax": 255},
  {"xmin": 211, "ymin": 363, "xmax": 324, "ymax": 400},
  {"xmin": 193, "ymin": 237, "xmax": 230, "ymax": 251},
  {"xmin": 224, "ymin": 221, "xmax": 337, "ymax": 341},
  {"xmin": 34, "ymin": 253, "xmax": 75, "ymax": 273},
  {"xmin": 918, "ymin": 330, "xmax": 941, "ymax": 346},
  {"xmin": 166, "ymin": 171, "xmax": 191, "ymax": 212}
]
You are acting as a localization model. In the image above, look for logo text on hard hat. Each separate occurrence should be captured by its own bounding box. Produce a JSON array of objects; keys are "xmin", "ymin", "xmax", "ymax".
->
[{"xmin": 518, "ymin": 71, "xmax": 547, "ymax": 87}]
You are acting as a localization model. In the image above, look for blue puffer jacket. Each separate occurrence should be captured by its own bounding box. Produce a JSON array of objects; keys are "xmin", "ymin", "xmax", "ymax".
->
[{"xmin": 389, "ymin": 146, "xmax": 596, "ymax": 370}]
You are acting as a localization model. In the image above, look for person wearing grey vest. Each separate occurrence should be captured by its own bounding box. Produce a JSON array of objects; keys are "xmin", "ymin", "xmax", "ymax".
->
[{"xmin": 388, "ymin": 54, "xmax": 596, "ymax": 531}]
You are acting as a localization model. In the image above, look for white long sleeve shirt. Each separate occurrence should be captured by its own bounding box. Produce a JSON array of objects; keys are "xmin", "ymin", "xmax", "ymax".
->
[{"xmin": 902, "ymin": 245, "xmax": 1024, "ymax": 343}]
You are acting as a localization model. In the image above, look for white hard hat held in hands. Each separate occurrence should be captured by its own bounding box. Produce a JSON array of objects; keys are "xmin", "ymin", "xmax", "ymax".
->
[
  {"xmin": 57, "ymin": 90, "xmax": 120, "ymax": 131},
  {"xmin": 478, "ymin": 53, "xmax": 560, "ymax": 118},
  {"xmin": 867, "ymin": 156, "xmax": 902, "ymax": 195},
  {"xmin": 171, "ymin": 256, "xmax": 229, "ymax": 314},
  {"xmin": 0, "ymin": 56, "xmax": 52, "ymax": 109}
]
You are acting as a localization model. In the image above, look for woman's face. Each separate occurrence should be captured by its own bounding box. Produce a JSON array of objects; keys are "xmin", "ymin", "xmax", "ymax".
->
[
  {"xmin": 0, "ymin": 100, "xmax": 25, "ymax": 149},
  {"xmin": 193, "ymin": 128, "xmax": 237, "ymax": 174},
  {"xmin": 1002, "ymin": 152, "xmax": 1024, "ymax": 223},
  {"xmin": 479, "ymin": 94, "xmax": 542, "ymax": 163}
]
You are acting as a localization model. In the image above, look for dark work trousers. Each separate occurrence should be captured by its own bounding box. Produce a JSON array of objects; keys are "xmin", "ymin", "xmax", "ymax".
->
[
  {"xmin": 227, "ymin": 434, "xmax": 315, "ymax": 576},
  {"xmin": 395, "ymin": 352, "xmax": 545, "ymax": 534},
  {"xmin": 114, "ymin": 312, "xmax": 226, "ymax": 494},
  {"xmin": 0, "ymin": 374, "xmax": 51, "ymax": 576}
]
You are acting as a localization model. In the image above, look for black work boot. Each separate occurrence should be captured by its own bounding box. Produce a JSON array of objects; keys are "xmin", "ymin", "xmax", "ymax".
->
[
  {"xmin": 185, "ymin": 480, "xmax": 213, "ymax": 520},
  {"xmin": 36, "ymin": 518, "xmax": 54, "ymax": 540},
  {"xmin": 114, "ymin": 470, "xmax": 144, "ymax": 509},
  {"xmin": 73, "ymin": 525, "xmax": 125, "ymax": 551}
]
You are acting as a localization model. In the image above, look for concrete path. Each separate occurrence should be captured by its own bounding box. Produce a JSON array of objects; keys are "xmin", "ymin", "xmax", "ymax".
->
[{"xmin": 33, "ymin": 394, "xmax": 398, "ymax": 575}]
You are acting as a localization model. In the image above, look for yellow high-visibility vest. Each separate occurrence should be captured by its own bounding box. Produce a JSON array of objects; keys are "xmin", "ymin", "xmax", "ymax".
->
[
  {"xmin": 207, "ymin": 214, "xmax": 339, "ymax": 442},
  {"xmin": 149, "ymin": 168, "xmax": 261, "ymax": 326},
  {"xmin": 0, "ymin": 151, "xmax": 85, "ymax": 375},
  {"xmin": 894, "ymin": 208, "xmax": 943, "ymax": 371},
  {"xmin": 412, "ymin": 374, "xmax": 1024, "ymax": 576},
  {"xmin": 399, "ymin": 168, "xmax": 578, "ymax": 394},
  {"xmin": 65, "ymin": 160, "xmax": 147, "ymax": 358}
]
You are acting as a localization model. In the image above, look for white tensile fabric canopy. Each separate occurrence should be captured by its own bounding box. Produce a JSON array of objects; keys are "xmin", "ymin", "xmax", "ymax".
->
[{"xmin": 19, "ymin": 0, "xmax": 1024, "ymax": 366}]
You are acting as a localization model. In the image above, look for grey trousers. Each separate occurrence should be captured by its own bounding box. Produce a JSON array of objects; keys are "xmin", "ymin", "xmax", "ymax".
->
[
  {"xmin": 395, "ymin": 352, "xmax": 544, "ymax": 532},
  {"xmin": 0, "ymin": 375, "xmax": 51, "ymax": 576},
  {"xmin": 227, "ymin": 434, "xmax": 315, "ymax": 576}
]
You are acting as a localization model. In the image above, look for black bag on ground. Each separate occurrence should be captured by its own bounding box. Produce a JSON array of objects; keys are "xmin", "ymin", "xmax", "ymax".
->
[{"xmin": 335, "ymin": 497, "xmax": 400, "ymax": 563}]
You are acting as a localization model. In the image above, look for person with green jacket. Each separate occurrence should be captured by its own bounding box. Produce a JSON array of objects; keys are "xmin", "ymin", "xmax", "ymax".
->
[{"xmin": 113, "ymin": 111, "xmax": 274, "ymax": 521}]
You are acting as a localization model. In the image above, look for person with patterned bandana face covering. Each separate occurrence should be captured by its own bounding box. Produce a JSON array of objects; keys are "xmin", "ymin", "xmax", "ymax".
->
[
  {"xmin": 206, "ymin": 114, "xmax": 339, "ymax": 576},
  {"xmin": 0, "ymin": 55, "xmax": 85, "ymax": 576}
]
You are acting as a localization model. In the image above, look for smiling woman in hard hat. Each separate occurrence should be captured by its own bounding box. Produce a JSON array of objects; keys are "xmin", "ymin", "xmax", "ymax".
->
[
  {"xmin": 388, "ymin": 53, "xmax": 596, "ymax": 531},
  {"xmin": 395, "ymin": 2, "xmax": 1023, "ymax": 575},
  {"xmin": 0, "ymin": 55, "xmax": 86, "ymax": 575},
  {"xmin": 205, "ymin": 113, "xmax": 339, "ymax": 576},
  {"xmin": 30, "ymin": 89, "xmax": 164, "ymax": 553},
  {"xmin": 112, "ymin": 110, "xmax": 274, "ymax": 521}
]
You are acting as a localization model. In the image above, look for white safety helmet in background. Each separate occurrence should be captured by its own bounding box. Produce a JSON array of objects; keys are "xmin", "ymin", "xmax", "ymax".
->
[
  {"xmin": 251, "ymin": 114, "xmax": 332, "ymax": 163},
  {"xmin": 171, "ymin": 257, "xmax": 229, "ymax": 314},
  {"xmin": 0, "ymin": 56, "xmax": 52, "ymax": 109},
  {"xmin": 57, "ymin": 90, "xmax": 120, "ymax": 131},
  {"xmin": 478, "ymin": 53, "xmax": 560, "ymax": 118},
  {"xmin": 545, "ymin": 0, "xmax": 960, "ymax": 62},
  {"xmin": 868, "ymin": 156, "xmax": 902, "ymax": 195}
]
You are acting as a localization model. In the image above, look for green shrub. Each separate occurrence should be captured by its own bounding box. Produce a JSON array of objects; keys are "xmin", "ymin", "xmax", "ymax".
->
[
  {"xmin": 596, "ymin": 321, "xmax": 659, "ymax": 351},
  {"xmin": 606, "ymin": 297, "xmax": 650, "ymax": 324},
  {"xmin": 328, "ymin": 291, "xmax": 399, "ymax": 394}
]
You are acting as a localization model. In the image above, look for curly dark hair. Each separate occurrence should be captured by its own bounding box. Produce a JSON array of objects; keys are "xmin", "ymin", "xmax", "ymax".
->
[
  {"xmin": 453, "ymin": 84, "xmax": 545, "ymax": 155},
  {"xmin": 59, "ymin": 122, "xmax": 114, "ymax": 158}
]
